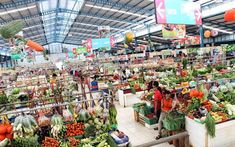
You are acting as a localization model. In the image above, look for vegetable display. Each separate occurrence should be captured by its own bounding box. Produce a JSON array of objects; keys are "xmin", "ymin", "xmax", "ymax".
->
[
  {"xmin": 42, "ymin": 137, "xmax": 60, "ymax": 147},
  {"xmin": 205, "ymin": 113, "xmax": 215, "ymax": 137},
  {"xmin": 66, "ymin": 123, "xmax": 84, "ymax": 137},
  {"xmin": 163, "ymin": 111, "xmax": 185, "ymax": 131},
  {"xmin": 12, "ymin": 135, "xmax": 40, "ymax": 147},
  {"xmin": 13, "ymin": 114, "xmax": 38, "ymax": 138}
]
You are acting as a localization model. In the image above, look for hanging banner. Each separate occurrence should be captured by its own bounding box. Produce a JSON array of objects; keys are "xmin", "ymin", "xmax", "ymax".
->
[
  {"xmin": 173, "ymin": 36, "xmax": 200, "ymax": 47},
  {"xmin": 76, "ymin": 47, "xmax": 87, "ymax": 54},
  {"xmin": 162, "ymin": 24, "xmax": 186, "ymax": 39},
  {"xmin": 82, "ymin": 39, "xmax": 92, "ymax": 52},
  {"xmin": 67, "ymin": 52, "xmax": 75, "ymax": 58},
  {"xmin": 92, "ymin": 38, "xmax": 111, "ymax": 50},
  {"xmin": 110, "ymin": 36, "xmax": 115, "ymax": 48},
  {"xmin": 155, "ymin": 0, "xmax": 202, "ymax": 25},
  {"xmin": 11, "ymin": 54, "xmax": 21, "ymax": 60},
  {"xmin": 83, "ymin": 37, "xmax": 115, "ymax": 50}
]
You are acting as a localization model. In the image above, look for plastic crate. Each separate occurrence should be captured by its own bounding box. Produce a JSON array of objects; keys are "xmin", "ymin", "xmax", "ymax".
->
[
  {"xmin": 133, "ymin": 107, "xmax": 139, "ymax": 112},
  {"xmin": 147, "ymin": 105, "xmax": 154, "ymax": 113},
  {"xmin": 144, "ymin": 116, "xmax": 157, "ymax": 125}
]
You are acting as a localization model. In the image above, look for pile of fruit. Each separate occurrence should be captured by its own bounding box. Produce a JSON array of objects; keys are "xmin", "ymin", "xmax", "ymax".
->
[
  {"xmin": 66, "ymin": 122, "xmax": 85, "ymax": 137},
  {"xmin": 42, "ymin": 137, "xmax": 60, "ymax": 147},
  {"xmin": 211, "ymin": 112, "xmax": 229, "ymax": 123}
]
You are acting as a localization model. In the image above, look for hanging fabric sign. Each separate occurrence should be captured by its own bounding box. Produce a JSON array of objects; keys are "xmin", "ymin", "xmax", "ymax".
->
[
  {"xmin": 162, "ymin": 24, "xmax": 186, "ymax": 39},
  {"xmin": 155, "ymin": 0, "xmax": 202, "ymax": 25}
]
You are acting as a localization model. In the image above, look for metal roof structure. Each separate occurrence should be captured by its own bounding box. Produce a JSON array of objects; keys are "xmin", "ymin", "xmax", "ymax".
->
[{"xmin": 0, "ymin": 0, "xmax": 235, "ymax": 54}]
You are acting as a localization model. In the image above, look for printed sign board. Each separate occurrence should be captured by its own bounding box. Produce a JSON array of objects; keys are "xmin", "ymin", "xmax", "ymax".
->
[{"xmin": 155, "ymin": 0, "xmax": 202, "ymax": 25}]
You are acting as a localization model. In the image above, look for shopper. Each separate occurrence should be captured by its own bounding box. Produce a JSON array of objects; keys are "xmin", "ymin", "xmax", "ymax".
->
[
  {"xmin": 152, "ymin": 81, "xmax": 162, "ymax": 125},
  {"xmin": 156, "ymin": 91, "xmax": 177, "ymax": 140},
  {"xmin": 147, "ymin": 80, "xmax": 154, "ymax": 92}
]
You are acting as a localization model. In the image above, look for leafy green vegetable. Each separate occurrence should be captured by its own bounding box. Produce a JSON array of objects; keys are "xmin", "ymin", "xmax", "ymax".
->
[
  {"xmin": 109, "ymin": 105, "xmax": 117, "ymax": 126},
  {"xmin": 0, "ymin": 92, "xmax": 8, "ymax": 104},
  {"xmin": 205, "ymin": 113, "xmax": 215, "ymax": 138},
  {"xmin": 214, "ymin": 64, "xmax": 226, "ymax": 71},
  {"xmin": 107, "ymin": 135, "xmax": 118, "ymax": 147},
  {"xmin": 12, "ymin": 135, "xmax": 40, "ymax": 147},
  {"xmin": 163, "ymin": 111, "xmax": 185, "ymax": 131},
  {"xmin": 130, "ymin": 87, "xmax": 136, "ymax": 94},
  {"xmin": 84, "ymin": 124, "xmax": 96, "ymax": 138},
  {"xmin": 182, "ymin": 59, "xmax": 188, "ymax": 69},
  {"xmin": 187, "ymin": 98, "xmax": 200, "ymax": 112}
]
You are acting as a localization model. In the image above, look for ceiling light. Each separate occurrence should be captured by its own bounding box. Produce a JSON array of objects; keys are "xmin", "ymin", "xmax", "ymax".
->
[
  {"xmin": 85, "ymin": 4, "xmax": 148, "ymax": 18},
  {"xmin": 0, "ymin": 5, "xmax": 36, "ymax": 16},
  {"xmin": 203, "ymin": 25, "xmax": 234, "ymax": 34}
]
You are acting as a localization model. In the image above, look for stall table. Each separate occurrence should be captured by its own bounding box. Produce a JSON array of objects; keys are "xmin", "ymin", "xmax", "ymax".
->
[
  {"xmin": 186, "ymin": 117, "xmax": 235, "ymax": 147},
  {"xmin": 118, "ymin": 89, "xmax": 143, "ymax": 107}
]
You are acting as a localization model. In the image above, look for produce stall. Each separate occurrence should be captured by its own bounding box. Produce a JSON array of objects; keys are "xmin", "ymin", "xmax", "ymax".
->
[
  {"xmin": 118, "ymin": 89, "xmax": 144, "ymax": 107},
  {"xmin": 129, "ymin": 45, "xmax": 235, "ymax": 145},
  {"xmin": 186, "ymin": 117, "xmax": 235, "ymax": 147},
  {"xmin": 0, "ymin": 67, "xmax": 129, "ymax": 147}
]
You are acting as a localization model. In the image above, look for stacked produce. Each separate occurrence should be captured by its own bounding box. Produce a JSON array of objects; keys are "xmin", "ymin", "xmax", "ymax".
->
[
  {"xmin": 66, "ymin": 122, "xmax": 84, "ymax": 137},
  {"xmin": 42, "ymin": 137, "xmax": 60, "ymax": 147},
  {"xmin": 13, "ymin": 114, "xmax": 38, "ymax": 138},
  {"xmin": 0, "ymin": 116, "xmax": 13, "ymax": 145},
  {"xmin": 132, "ymin": 52, "xmax": 235, "ymax": 138}
]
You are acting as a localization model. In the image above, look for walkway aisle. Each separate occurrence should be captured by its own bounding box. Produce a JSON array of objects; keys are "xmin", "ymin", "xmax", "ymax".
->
[{"xmin": 116, "ymin": 103, "xmax": 174, "ymax": 147}]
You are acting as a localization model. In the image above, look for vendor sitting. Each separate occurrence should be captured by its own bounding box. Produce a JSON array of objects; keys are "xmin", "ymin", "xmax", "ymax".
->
[{"xmin": 156, "ymin": 90, "xmax": 177, "ymax": 140}]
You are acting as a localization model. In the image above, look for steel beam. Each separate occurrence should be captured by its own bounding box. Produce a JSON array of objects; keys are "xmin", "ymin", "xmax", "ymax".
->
[
  {"xmin": 0, "ymin": 8, "xmax": 128, "ymax": 29},
  {"xmin": 85, "ymin": 0, "xmax": 153, "ymax": 15},
  {"xmin": 25, "ymin": 27, "xmax": 98, "ymax": 36},
  {"xmin": 78, "ymin": 12, "xmax": 133, "ymax": 24},
  {"xmin": 25, "ymin": 31, "xmax": 97, "ymax": 39},
  {"xmin": 0, "ymin": 0, "xmax": 38, "ymax": 9}
]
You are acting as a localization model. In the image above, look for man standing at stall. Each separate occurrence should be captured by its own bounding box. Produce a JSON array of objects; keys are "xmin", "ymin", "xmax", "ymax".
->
[{"xmin": 153, "ymin": 81, "xmax": 162, "ymax": 130}]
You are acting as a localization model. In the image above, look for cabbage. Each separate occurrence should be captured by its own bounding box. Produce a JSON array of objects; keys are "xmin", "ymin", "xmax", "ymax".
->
[
  {"xmin": 210, "ymin": 86, "xmax": 218, "ymax": 93},
  {"xmin": 219, "ymin": 85, "xmax": 228, "ymax": 93},
  {"xmin": 12, "ymin": 88, "xmax": 20, "ymax": 95},
  {"xmin": 231, "ymin": 82, "xmax": 235, "ymax": 88},
  {"xmin": 225, "ymin": 82, "xmax": 233, "ymax": 92}
]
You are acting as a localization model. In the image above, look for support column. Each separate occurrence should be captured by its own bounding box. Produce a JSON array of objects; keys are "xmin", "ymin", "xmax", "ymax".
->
[{"xmin": 200, "ymin": 25, "xmax": 204, "ymax": 47}]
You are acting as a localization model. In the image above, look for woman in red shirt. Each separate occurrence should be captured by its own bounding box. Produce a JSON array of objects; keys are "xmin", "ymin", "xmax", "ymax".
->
[
  {"xmin": 156, "ymin": 90, "xmax": 176, "ymax": 140},
  {"xmin": 152, "ymin": 81, "xmax": 162, "ymax": 124}
]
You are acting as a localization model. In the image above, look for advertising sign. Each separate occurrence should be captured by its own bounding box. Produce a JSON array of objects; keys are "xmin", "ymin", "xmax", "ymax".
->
[
  {"xmin": 162, "ymin": 24, "xmax": 186, "ymax": 38},
  {"xmin": 173, "ymin": 36, "xmax": 200, "ymax": 47},
  {"xmin": 76, "ymin": 47, "xmax": 87, "ymax": 54},
  {"xmin": 83, "ymin": 37, "xmax": 115, "ymax": 50},
  {"xmin": 155, "ymin": 0, "xmax": 202, "ymax": 25},
  {"xmin": 92, "ymin": 38, "xmax": 111, "ymax": 49}
]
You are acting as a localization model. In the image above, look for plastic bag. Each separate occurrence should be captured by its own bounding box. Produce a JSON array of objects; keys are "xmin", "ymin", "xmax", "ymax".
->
[
  {"xmin": 38, "ymin": 111, "xmax": 51, "ymax": 126},
  {"xmin": 63, "ymin": 108, "xmax": 73, "ymax": 122}
]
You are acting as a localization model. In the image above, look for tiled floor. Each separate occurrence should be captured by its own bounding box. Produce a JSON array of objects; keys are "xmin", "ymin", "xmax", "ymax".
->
[{"xmin": 116, "ymin": 101, "xmax": 174, "ymax": 147}]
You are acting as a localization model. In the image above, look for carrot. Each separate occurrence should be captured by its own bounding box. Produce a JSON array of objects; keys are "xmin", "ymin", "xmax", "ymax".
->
[{"xmin": 26, "ymin": 40, "xmax": 44, "ymax": 52}]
